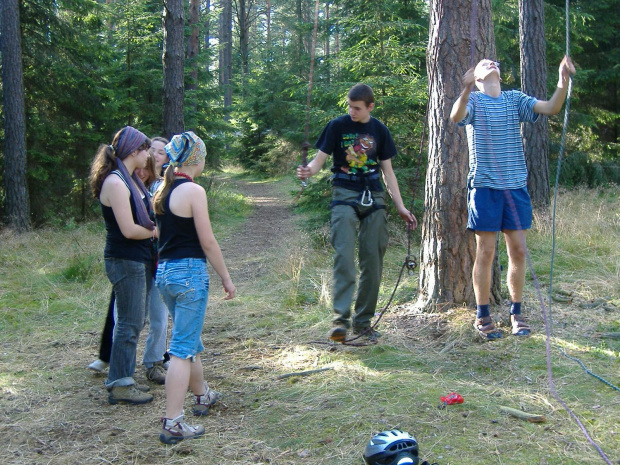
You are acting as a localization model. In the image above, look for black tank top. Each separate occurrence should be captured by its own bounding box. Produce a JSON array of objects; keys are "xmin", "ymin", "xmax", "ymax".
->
[
  {"xmin": 101, "ymin": 171, "xmax": 152, "ymax": 264},
  {"xmin": 156, "ymin": 179, "xmax": 206, "ymax": 260}
]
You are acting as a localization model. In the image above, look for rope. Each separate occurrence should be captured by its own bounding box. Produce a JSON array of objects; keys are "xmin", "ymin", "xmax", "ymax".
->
[{"xmin": 300, "ymin": 0, "xmax": 321, "ymax": 187}]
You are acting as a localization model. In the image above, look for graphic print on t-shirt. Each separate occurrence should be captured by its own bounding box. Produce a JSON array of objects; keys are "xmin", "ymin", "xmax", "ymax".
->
[{"xmin": 340, "ymin": 133, "xmax": 378, "ymax": 174}]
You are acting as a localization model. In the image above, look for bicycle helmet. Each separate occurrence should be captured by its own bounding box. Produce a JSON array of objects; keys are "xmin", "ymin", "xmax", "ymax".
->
[{"xmin": 363, "ymin": 429, "xmax": 419, "ymax": 465}]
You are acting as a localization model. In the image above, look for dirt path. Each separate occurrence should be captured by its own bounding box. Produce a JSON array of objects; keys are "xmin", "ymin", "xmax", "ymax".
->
[{"xmin": 217, "ymin": 178, "xmax": 299, "ymax": 283}]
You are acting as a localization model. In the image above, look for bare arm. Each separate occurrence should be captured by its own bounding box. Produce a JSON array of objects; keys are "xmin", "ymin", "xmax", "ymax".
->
[
  {"xmin": 533, "ymin": 55, "xmax": 577, "ymax": 116},
  {"xmin": 296, "ymin": 150, "xmax": 329, "ymax": 180},
  {"xmin": 101, "ymin": 176, "xmax": 154, "ymax": 240},
  {"xmin": 450, "ymin": 67, "xmax": 475, "ymax": 123},
  {"xmin": 380, "ymin": 158, "xmax": 417, "ymax": 230},
  {"xmin": 191, "ymin": 185, "xmax": 235, "ymax": 300}
]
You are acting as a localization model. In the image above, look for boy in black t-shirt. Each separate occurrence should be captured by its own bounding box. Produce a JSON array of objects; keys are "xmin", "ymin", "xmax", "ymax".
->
[{"xmin": 297, "ymin": 83, "xmax": 417, "ymax": 342}]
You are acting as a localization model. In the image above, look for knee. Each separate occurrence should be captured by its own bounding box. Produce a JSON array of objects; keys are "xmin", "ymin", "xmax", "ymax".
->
[
  {"xmin": 475, "ymin": 246, "xmax": 495, "ymax": 266},
  {"xmin": 508, "ymin": 245, "xmax": 526, "ymax": 263}
]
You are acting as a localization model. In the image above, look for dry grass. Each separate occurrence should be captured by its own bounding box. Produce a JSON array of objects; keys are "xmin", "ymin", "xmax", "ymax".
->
[{"xmin": 0, "ymin": 180, "xmax": 619, "ymax": 464}]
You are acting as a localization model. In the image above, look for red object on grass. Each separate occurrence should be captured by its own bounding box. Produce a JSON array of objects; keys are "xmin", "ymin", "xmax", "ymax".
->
[{"xmin": 440, "ymin": 392, "xmax": 464, "ymax": 405}]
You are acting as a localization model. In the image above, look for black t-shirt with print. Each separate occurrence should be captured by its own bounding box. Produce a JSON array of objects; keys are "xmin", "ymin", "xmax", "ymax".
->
[{"xmin": 315, "ymin": 115, "xmax": 397, "ymax": 192}]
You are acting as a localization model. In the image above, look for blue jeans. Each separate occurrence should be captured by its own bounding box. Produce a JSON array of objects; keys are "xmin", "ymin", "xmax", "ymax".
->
[
  {"xmin": 156, "ymin": 258, "xmax": 209, "ymax": 361},
  {"xmin": 143, "ymin": 280, "xmax": 168, "ymax": 367},
  {"xmin": 104, "ymin": 258, "xmax": 151, "ymax": 388}
]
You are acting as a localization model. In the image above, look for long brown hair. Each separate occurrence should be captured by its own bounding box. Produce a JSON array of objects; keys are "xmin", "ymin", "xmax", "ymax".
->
[
  {"xmin": 153, "ymin": 164, "xmax": 176, "ymax": 215},
  {"xmin": 89, "ymin": 132, "xmax": 123, "ymax": 199}
]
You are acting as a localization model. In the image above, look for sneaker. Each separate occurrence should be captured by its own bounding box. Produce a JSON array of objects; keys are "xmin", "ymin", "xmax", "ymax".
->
[
  {"xmin": 160, "ymin": 414, "xmax": 205, "ymax": 444},
  {"xmin": 145, "ymin": 362, "xmax": 167, "ymax": 385},
  {"xmin": 108, "ymin": 385, "xmax": 154, "ymax": 405},
  {"xmin": 353, "ymin": 327, "xmax": 381, "ymax": 341},
  {"xmin": 193, "ymin": 382, "xmax": 219, "ymax": 416},
  {"xmin": 327, "ymin": 326, "xmax": 347, "ymax": 342},
  {"xmin": 88, "ymin": 359, "xmax": 109, "ymax": 373}
]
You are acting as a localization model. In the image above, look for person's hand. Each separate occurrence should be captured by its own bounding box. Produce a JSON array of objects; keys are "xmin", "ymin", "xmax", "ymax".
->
[
  {"xmin": 462, "ymin": 67, "xmax": 476, "ymax": 91},
  {"xmin": 398, "ymin": 207, "xmax": 418, "ymax": 231},
  {"xmin": 558, "ymin": 55, "xmax": 576, "ymax": 86},
  {"xmin": 297, "ymin": 164, "xmax": 312, "ymax": 180},
  {"xmin": 221, "ymin": 277, "xmax": 236, "ymax": 300}
]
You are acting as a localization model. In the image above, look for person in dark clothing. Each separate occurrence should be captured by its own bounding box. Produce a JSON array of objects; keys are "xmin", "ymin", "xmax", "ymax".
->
[{"xmin": 296, "ymin": 83, "xmax": 417, "ymax": 342}]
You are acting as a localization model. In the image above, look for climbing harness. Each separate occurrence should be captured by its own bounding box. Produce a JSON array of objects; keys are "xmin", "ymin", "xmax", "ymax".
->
[{"xmin": 329, "ymin": 171, "xmax": 386, "ymax": 220}]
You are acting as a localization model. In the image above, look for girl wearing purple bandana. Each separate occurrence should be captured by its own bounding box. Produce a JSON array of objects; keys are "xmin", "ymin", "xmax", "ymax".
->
[{"xmin": 89, "ymin": 126, "xmax": 157, "ymax": 405}]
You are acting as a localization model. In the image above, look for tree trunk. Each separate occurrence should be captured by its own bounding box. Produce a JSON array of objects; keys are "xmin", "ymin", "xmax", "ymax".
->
[
  {"xmin": 1, "ymin": 0, "xmax": 31, "ymax": 231},
  {"xmin": 237, "ymin": 0, "xmax": 249, "ymax": 95},
  {"xmin": 219, "ymin": 0, "xmax": 233, "ymax": 113},
  {"xmin": 188, "ymin": 0, "xmax": 199, "ymax": 92},
  {"xmin": 416, "ymin": 0, "xmax": 496, "ymax": 312},
  {"xmin": 266, "ymin": 0, "xmax": 271, "ymax": 49},
  {"xmin": 519, "ymin": 0, "xmax": 550, "ymax": 209},
  {"xmin": 162, "ymin": 0, "xmax": 185, "ymax": 138}
]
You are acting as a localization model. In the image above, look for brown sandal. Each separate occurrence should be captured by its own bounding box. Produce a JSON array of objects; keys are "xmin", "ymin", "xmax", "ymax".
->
[
  {"xmin": 473, "ymin": 316, "xmax": 503, "ymax": 340},
  {"xmin": 510, "ymin": 314, "xmax": 531, "ymax": 336}
]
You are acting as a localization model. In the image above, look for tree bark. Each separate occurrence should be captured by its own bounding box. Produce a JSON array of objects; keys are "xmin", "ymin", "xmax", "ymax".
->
[
  {"xmin": 219, "ymin": 0, "xmax": 233, "ymax": 113},
  {"xmin": 1, "ymin": 0, "xmax": 31, "ymax": 231},
  {"xmin": 188, "ymin": 0, "xmax": 200, "ymax": 92},
  {"xmin": 162, "ymin": 0, "xmax": 185, "ymax": 138},
  {"xmin": 519, "ymin": 0, "xmax": 550, "ymax": 209},
  {"xmin": 416, "ymin": 0, "xmax": 496, "ymax": 312}
]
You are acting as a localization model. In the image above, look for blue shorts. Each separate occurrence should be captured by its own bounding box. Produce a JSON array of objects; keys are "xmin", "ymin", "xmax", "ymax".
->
[
  {"xmin": 155, "ymin": 258, "xmax": 209, "ymax": 360},
  {"xmin": 467, "ymin": 187, "xmax": 532, "ymax": 231}
]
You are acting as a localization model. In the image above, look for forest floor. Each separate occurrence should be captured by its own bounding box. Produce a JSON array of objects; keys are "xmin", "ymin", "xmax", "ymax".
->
[{"xmin": 1, "ymin": 174, "xmax": 619, "ymax": 465}]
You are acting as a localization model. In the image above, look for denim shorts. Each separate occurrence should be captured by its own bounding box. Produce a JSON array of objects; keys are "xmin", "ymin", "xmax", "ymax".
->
[
  {"xmin": 155, "ymin": 258, "xmax": 209, "ymax": 360},
  {"xmin": 467, "ymin": 187, "xmax": 532, "ymax": 231}
]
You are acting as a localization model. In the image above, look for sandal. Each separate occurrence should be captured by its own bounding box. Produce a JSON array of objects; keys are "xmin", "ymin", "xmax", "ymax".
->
[
  {"xmin": 510, "ymin": 314, "xmax": 531, "ymax": 336},
  {"xmin": 473, "ymin": 316, "xmax": 503, "ymax": 340}
]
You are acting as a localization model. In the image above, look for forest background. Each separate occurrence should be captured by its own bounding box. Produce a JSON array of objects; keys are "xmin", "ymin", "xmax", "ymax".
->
[{"xmin": 0, "ymin": 0, "xmax": 619, "ymax": 228}]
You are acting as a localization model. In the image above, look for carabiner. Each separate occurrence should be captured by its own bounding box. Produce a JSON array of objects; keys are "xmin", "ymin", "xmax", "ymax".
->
[{"xmin": 360, "ymin": 189, "xmax": 374, "ymax": 207}]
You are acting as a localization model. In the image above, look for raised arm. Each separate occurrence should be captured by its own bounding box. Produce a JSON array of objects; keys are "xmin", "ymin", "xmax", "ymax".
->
[
  {"xmin": 450, "ymin": 67, "xmax": 476, "ymax": 123},
  {"xmin": 533, "ymin": 55, "xmax": 576, "ymax": 116}
]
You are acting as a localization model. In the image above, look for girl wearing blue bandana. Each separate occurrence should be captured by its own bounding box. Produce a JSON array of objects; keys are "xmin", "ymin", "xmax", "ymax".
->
[{"xmin": 153, "ymin": 131, "xmax": 236, "ymax": 444}]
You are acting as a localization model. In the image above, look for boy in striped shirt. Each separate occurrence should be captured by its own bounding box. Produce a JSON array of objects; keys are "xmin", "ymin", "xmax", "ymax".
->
[{"xmin": 450, "ymin": 56, "xmax": 575, "ymax": 340}]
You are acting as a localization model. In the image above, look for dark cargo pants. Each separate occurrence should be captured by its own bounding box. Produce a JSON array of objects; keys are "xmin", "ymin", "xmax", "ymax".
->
[{"xmin": 330, "ymin": 186, "xmax": 388, "ymax": 330}]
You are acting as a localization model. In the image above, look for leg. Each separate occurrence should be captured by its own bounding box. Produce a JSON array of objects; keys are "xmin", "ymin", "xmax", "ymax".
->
[
  {"xmin": 330, "ymin": 189, "xmax": 359, "ymax": 329},
  {"xmin": 165, "ymin": 355, "xmax": 191, "ymax": 419},
  {"xmin": 473, "ymin": 231, "xmax": 496, "ymax": 306},
  {"xmin": 472, "ymin": 231, "xmax": 502, "ymax": 340},
  {"xmin": 503, "ymin": 229, "xmax": 527, "ymax": 303},
  {"xmin": 157, "ymin": 259, "xmax": 209, "ymax": 444},
  {"xmin": 144, "ymin": 282, "xmax": 168, "ymax": 367},
  {"xmin": 353, "ymin": 195, "xmax": 388, "ymax": 330},
  {"xmin": 503, "ymin": 229, "xmax": 531, "ymax": 336},
  {"xmin": 104, "ymin": 259, "xmax": 149, "ymax": 388},
  {"xmin": 99, "ymin": 290, "xmax": 115, "ymax": 363}
]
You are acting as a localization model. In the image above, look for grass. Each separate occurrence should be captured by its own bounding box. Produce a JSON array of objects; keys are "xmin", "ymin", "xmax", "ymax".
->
[{"xmin": 0, "ymin": 176, "xmax": 619, "ymax": 465}]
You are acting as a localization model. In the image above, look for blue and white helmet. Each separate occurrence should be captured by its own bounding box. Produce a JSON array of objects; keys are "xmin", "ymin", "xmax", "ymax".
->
[{"xmin": 363, "ymin": 429, "xmax": 419, "ymax": 465}]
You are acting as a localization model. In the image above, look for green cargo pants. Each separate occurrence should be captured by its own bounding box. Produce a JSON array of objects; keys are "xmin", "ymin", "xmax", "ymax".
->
[{"xmin": 330, "ymin": 186, "xmax": 388, "ymax": 330}]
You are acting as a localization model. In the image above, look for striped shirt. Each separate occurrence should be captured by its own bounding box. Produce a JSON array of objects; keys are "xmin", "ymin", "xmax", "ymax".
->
[{"xmin": 459, "ymin": 90, "xmax": 539, "ymax": 189}]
